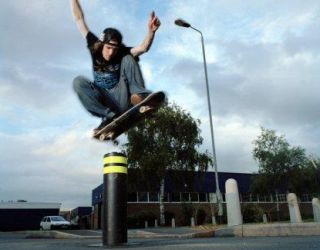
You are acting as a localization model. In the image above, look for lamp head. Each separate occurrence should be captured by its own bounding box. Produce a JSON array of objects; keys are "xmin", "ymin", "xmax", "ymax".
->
[{"xmin": 174, "ymin": 19, "xmax": 191, "ymax": 28}]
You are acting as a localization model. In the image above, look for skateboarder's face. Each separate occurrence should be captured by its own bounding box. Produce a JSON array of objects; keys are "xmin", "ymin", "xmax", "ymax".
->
[{"xmin": 102, "ymin": 40, "xmax": 119, "ymax": 61}]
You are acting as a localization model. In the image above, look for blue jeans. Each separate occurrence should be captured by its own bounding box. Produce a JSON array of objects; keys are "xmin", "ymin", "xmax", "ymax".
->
[{"xmin": 73, "ymin": 55, "xmax": 150, "ymax": 119}]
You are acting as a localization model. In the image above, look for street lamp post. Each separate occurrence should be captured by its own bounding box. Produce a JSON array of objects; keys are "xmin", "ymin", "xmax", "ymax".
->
[{"xmin": 175, "ymin": 19, "xmax": 223, "ymax": 217}]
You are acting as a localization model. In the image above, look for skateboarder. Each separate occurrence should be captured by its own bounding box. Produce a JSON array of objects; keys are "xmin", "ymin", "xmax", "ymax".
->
[{"xmin": 70, "ymin": 0, "xmax": 161, "ymax": 133}]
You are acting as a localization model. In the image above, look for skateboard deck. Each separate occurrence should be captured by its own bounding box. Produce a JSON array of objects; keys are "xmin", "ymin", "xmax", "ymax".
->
[{"xmin": 93, "ymin": 91, "xmax": 165, "ymax": 142}]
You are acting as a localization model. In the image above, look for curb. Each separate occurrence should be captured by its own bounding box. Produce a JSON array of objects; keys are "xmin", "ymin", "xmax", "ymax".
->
[
  {"xmin": 127, "ymin": 233, "xmax": 212, "ymax": 239},
  {"xmin": 25, "ymin": 231, "xmax": 100, "ymax": 239},
  {"xmin": 193, "ymin": 230, "xmax": 215, "ymax": 238},
  {"xmin": 24, "ymin": 229, "xmax": 215, "ymax": 240},
  {"xmin": 215, "ymin": 223, "xmax": 320, "ymax": 237},
  {"xmin": 128, "ymin": 229, "xmax": 215, "ymax": 239}
]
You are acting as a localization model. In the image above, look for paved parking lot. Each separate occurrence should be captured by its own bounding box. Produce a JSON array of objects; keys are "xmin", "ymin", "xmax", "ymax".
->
[{"xmin": 1, "ymin": 231, "xmax": 320, "ymax": 250}]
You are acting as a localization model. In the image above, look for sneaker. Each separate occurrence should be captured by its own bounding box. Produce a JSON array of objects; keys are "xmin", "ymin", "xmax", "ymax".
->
[
  {"xmin": 93, "ymin": 117, "xmax": 112, "ymax": 135},
  {"xmin": 130, "ymin": 93, "xmax": 150, "ymax": 106}
]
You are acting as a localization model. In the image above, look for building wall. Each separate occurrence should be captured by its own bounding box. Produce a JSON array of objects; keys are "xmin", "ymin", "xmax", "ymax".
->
[
  {"xmin": 91, "ymin": 171, "xmax": 317, "ymax": 228},
  {"xmin": 0, "ymin": 208, "xmax": 59, "ymax": 231},
  {"xmin": 91, "ymin": 201, "xmax": 315, "ymax": 229},
  {"xmin": 0, "ymin": 202, "xmax": 61, "ymax": 231}
]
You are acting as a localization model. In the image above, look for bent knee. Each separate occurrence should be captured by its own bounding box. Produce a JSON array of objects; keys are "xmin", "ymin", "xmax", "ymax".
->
[
  {"xmin": 73, "ymin": 76, "xmax": 90, "ymax": 92},
  {"xmin": 121, "ymin": 54, "xmax": 137, "ymax": 65}
]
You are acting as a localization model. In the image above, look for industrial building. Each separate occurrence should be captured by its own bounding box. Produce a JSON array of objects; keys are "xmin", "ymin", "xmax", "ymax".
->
[
  {"xmin": 0, "ymin": 201, "xmax": 61, "ymax": 231},
  {"xmin": 91, "ymin": 170, "xmax": 253, "ymax": 228}
]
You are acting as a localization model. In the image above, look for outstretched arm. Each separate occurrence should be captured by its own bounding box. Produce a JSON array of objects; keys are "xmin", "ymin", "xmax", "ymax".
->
[
  {"xmin": 130, "ymin": 11, "xmax": 161, "ymax": 57},
  {"xmin": 70, "ymin": 0, "xmax": 89, "ymax": 38}
]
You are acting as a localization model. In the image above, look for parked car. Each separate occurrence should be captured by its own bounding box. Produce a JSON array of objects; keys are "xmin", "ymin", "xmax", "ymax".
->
[{"xmin": 40, "ymin": 216, "xmax": 71, "ymax": 230}]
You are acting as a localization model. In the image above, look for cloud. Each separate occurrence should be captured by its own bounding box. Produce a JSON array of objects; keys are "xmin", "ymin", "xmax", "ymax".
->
[
  {"xmin": 1, "ymin": 0, "xmax": 320, "ymax": 209},
  {"xmin": 156, "ymin": 0, "xmax": 320, "ymax": 174},
  {"xmin": 0, "ymin": 122, "xmax": 123, "ymax": 208},
  {"xmin": 284, "ymin": 15, "xmax": 320, "ymax": 55}
]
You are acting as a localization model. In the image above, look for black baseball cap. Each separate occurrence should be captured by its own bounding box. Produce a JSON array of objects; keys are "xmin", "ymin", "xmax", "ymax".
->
[{"xmin": 100, "ymin": 28, "xmax": 122, "ymax": 47}]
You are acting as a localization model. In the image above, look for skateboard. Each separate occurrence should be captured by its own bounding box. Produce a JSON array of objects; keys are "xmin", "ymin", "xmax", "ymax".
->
[{"xmin": 93, "ymin": 91, "xmax": 165, "ymax": 143}]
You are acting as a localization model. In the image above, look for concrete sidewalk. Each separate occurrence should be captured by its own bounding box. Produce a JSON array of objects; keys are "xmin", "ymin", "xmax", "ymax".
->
[
  {"xmin": 215, "ymin": 222, "xmax": 320, "ymax": 237},
  {"xmin": 128, "ymin": 226, "xmax": 215, "ymax": 239},
  {"xmin": 24, "ymin": 226, "xmax": 215, "ymax": 239},
  {"xmin": 23, "ymin": 222, "xmax": 320, "ymax": 239}
]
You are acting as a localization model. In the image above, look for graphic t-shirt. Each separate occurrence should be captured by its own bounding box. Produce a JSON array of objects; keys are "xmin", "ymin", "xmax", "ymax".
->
[{"xmin": 86, "ymin": 31, "xmax": 131, "ymax": 90}]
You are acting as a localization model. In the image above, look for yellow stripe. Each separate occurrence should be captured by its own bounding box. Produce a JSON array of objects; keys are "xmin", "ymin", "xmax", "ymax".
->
[
  {"xmin": 103, "ymin": 156, "xmax": 128, "ymax": 165},
  {"xmin": 103, "ymin": 166, "xmax": 128, "ymax": 174}
]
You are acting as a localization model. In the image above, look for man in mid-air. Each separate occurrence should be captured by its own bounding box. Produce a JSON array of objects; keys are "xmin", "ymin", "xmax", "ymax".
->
[{"xmin": 70, "ymin": 0, "xmax": 161, "ymax": 133}]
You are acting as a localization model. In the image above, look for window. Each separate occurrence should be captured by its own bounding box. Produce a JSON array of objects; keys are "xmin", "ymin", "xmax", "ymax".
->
[
  {"xmin": 277, "ymin": 194, "xmax": 287, "ymax": 202},
  {"xmin": 190, "ymin": 193, "xmax": 199, "ymax": 202},
  {"xmin": 138, "ymin": 192, "xmax": 148, "ymax": 202},
  {"xmin": 182, "ymin": 193, "xmax": 190, "ymax": 202},
  {"xmin": 170, "ymin": 193, "xmax": 181, "ymax": 202},
  {"xmin": 199, "ymin": 193, "xmax": 207, "ymax": 202},
  {"xmin": 128, "ymin": 192, "xmax": 138, "ymax": 202},
  {"xmin": 149, "ymin": 192, "xmax": 159, "ymax": 202},
  {"xmin": 163, "ymin": 193, "xmax": 168, "ymax": 202},
  {"xmin": 51, "ymin": 216, "xmax": 66, "ymax": 222}
]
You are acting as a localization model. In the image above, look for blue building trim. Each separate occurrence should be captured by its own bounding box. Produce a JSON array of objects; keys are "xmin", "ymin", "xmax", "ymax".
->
[{"xmin": 92, "ymin": 171, "xmax": 253, "ymax": 206}]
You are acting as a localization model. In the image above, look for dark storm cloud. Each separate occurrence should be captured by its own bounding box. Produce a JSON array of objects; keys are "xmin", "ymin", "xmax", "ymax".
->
[
  {"xmin": 166, "ymin": 34, "xmax": 320, "ymax": 129},
  {"xmin": 0, "ymin": 1, "xmax": 86, "ymax": 117},
  {"xmin": 161, "ymin": 15, "xmax": 320, "ymax": 172}
]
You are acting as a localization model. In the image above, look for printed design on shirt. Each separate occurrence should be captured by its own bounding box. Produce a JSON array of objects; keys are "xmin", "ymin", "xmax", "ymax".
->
[
  {"xmin": 94, "ymin": 59, "xmax": 120, "ymax": 73},
  {"xmin": 94, "ymin": 71, "xmax": 119, "ymax": 90}
]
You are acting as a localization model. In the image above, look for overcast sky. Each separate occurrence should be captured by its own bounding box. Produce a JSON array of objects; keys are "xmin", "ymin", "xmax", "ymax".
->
[{"xmin": 1, "ymin": 0, "xmax": 319, "ymax": 209}]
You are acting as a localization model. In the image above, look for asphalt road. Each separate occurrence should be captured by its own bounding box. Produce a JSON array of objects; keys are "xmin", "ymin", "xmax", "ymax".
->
[{"xmin": 1, "ymin": 233, "xmax": 320, "ymax": 250}]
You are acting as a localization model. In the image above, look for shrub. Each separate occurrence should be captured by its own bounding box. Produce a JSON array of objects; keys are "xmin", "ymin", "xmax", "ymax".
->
[{"xmin": 242, "ymin": 204, "xmax": 265, "ymax": 223}]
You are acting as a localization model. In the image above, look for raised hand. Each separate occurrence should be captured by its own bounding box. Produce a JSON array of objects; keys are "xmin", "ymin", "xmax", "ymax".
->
[{"xmin": 148, "ymin": 11, "xmax": 161, "ymax": 33}]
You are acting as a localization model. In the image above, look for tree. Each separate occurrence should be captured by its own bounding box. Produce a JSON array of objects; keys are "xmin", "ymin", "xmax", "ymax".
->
[
  {"xmin": 123, "ymin": 103, "xmax": 211, "ymax": 225},
  {"xmin": 251, "ymin": 127, "xmax": 309, "ymax": 195},
  {"xmin": 302, "ymin": 156, "xmax": 320, "ymax": 194}
]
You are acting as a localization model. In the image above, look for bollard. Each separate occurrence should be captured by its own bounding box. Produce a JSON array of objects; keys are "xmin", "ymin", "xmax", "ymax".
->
[
  {"xmin": 145, "ymin": 221, "xmax": 148, "ymax": 228},
  {"xmin": 103, "ymin": 152, "xmax": 128, "ymax": 246},
  {"xmin": 225, "ymin": 179, "xmax": 242, "ymax": 227},
  {"xmin": 287, "ymin": 193, "xmax": 302, "ymax": 223},
  {"xmin": 191, "ymin": 217, "xmax": 195, "ymax": 227},
  {"xmin": 263, "ymin": 213, "xmax": 268, "ymax": 223},
  {"xmin": 171, "ymin": 218, "xmax": 176, "ymax": 228},
  {"xmin": 312, "ymin": 198, "xmax": 320, "ymax": 222},
  {"xmin": 212, "ymin": 216, "xmax": 216, "ymax": 225},
  {"xmin": 155, "ymin": 219, "xmax": 158, "ymax": 228}
]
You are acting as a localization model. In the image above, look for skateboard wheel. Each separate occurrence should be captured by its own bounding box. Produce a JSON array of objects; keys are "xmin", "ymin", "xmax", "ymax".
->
[
  {"xmin": 139, "ymin": 106, "xmax": 153, "ymax": 113},
  {"xmin": 106, "ymin": 132, "xmax": 114, "ymax": 139},
  {"xmin": 139, "ymin": 106, "xmax": 146, "ymax": 113},
  {"xmin": 99, "ymin": 134, "xmax": 106, "ymax": 141}
]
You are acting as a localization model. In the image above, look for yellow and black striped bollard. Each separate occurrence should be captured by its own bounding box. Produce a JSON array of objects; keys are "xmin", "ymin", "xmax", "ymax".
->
[{"xmin": 102, "ymin": 152, "xmax": 128, "ymax": 246}]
